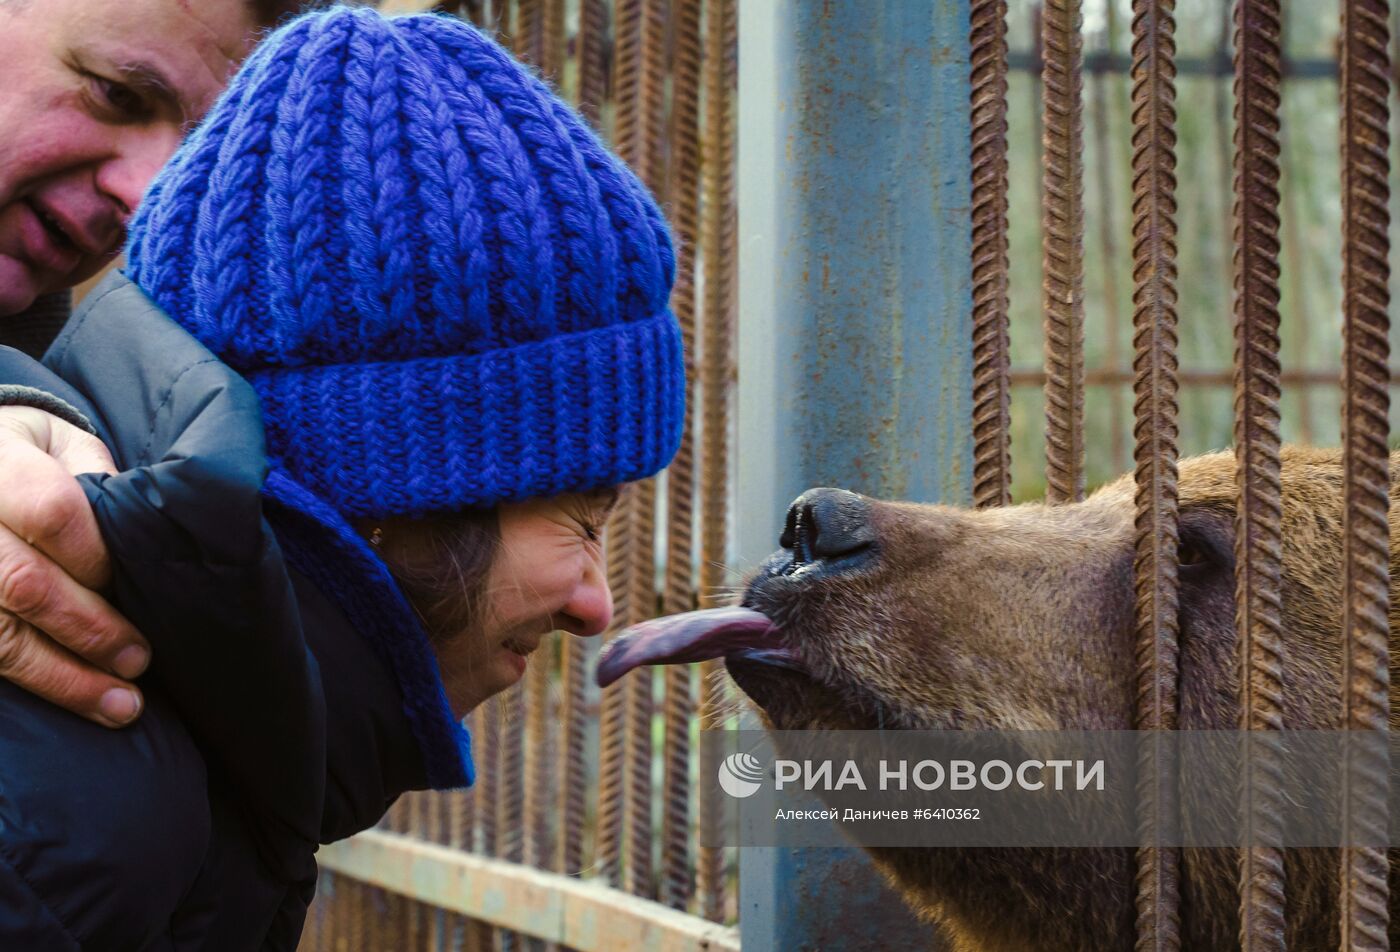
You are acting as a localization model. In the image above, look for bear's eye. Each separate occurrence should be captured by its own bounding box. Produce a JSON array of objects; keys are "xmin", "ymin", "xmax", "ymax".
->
[{"xmin": 1178, "ymin": 540, "xmax": 1209, "ymax": 568}]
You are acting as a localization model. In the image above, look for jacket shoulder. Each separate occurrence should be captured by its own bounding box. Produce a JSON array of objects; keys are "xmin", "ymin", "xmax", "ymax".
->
[
  {"xmin": 48, "ymin": 272, "xmax": 268, "ymax": 547},
  {"xmin": 45, "ymin": 271, "xmax": 327, "ymax": 872},
  {"xmin": 0, "ymin": 680, "xmax": 210, "ymax": 950}
]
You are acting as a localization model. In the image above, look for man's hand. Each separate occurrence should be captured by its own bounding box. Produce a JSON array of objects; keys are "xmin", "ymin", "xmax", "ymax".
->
[{"xmin": 0, "ymin": 407, "xmax": 147, "ymax": 727}]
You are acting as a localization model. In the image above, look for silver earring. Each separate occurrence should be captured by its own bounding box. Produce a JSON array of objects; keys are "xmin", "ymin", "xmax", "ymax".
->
[{"xmin": 369, "ymin": 527, "xmax": 383, "ymax": 547}]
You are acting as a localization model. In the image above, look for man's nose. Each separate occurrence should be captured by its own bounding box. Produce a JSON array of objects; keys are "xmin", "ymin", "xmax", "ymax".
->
[
  {"xmin": 780, "ymin": 487, "xmax": 875, "ymax": 564},
  {"xmin": 95, "ymin": 127, "xmax": 183, "ymax": 220}
]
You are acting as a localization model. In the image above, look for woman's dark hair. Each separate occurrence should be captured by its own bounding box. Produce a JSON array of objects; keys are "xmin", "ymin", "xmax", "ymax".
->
[{"xmin": 370, "ymin": 508, "xmax": 501, "ymax": 645}]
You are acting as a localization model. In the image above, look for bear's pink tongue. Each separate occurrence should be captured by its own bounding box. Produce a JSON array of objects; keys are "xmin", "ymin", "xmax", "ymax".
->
[{"xmin": 595, "ymin": 606, "xmax": 786, "ymax": 687}]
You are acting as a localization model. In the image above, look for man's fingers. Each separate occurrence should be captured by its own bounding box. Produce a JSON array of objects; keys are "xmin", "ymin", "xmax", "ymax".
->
[
  {"xmin": 0, "ymin": 609, "xmax": 142, "ymax": 728},
  {"xmin": 46, "ymin": 419, "xmax": 118, "ymax": 478},
  {"xmin": 0, "ymin": 407, "xmax": 144, "ymax": 726},
  {"xmin": 0, "ymin": 404, "xmax": 116, "ymax": 476},
  {"xmin": 0, "ymin": 522, "xmax": 147, "ymax": 679},
  {"xmin": 0, "ymin": 430, "xmax": 113, "ymax": 590}
]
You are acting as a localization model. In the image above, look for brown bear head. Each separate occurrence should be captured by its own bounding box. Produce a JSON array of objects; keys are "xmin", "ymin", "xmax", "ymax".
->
[{"xmin": 599, "ymin": 446, "xmax": 1387, "ymax": 950}]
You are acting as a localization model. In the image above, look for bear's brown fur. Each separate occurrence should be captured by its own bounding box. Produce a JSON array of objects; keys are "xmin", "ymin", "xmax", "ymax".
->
[{"xmin": 731, "ymin": 446, "xmax": 1400, "ymax": 951}]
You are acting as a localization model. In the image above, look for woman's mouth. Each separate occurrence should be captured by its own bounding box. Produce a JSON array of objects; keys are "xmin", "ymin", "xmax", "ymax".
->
[
  {"xmin": 504, "ymin": 637, "xmax": 538, "ymax": 657},
  {"xmin": 502, "ymin": 637, "xmax": 538, "ymax": 677}
]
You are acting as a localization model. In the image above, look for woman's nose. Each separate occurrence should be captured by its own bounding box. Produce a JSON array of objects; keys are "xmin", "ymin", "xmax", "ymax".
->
[{"xmin": 561, "ymin": 568, "xmax": 613, "ymax": 637}]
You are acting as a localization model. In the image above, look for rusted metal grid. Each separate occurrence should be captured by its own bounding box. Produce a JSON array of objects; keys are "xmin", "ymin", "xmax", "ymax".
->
[
  {"xmin": 975, "ymin": 1, "xmax": 1395, "ymax": 951},
  {"xmin": 1001, "ymin": 3, "xmax": 1400, "ymax": 497},
  {"xmin": 302, "ymin": 0, "xmax": 739, "ymax": 949}
]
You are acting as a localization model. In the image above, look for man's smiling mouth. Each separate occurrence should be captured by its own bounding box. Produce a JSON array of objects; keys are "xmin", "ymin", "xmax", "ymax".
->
[{"xmin": 26, "ymin": 198, "xmax": 79, "ymax": 253}]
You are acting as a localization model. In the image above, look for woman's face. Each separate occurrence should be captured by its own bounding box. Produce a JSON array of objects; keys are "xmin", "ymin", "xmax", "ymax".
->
[{"xmin": 455, "ymin": 489, "xmax": 617, "ymax": 711}]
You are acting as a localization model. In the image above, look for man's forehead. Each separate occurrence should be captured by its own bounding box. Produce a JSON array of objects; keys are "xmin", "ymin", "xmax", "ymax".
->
[
  {"xmin": 66, "ymin": 0, "xmax": 258, "ymax": 117},
  {"xmin": 170, "ymin": 0, "xmax": 261, "ymax": 64}
]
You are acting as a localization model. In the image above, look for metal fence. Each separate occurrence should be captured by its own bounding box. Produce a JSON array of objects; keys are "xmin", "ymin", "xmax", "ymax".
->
[
  {"xmin": 299, "ymin": 0, "xmax": 740, "ymax": 948},
  {"xmin": 972, "ymin": 1, "xmax": 1391, "ymax": 950},
  {"xmin": 987, "ymin": 0, "xmax": 1400, "ymax": 500}
]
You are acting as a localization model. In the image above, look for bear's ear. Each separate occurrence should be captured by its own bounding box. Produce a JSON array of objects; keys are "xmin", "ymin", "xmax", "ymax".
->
[{"xmin": 1176, "ymin": 505, "xmax": 1236, "ymax": 582}]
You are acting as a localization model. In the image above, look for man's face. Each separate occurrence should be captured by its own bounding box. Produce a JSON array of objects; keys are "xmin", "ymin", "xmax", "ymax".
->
[{"xmin": 0, "ymin": 0, "xmax": 258, "ymax": 315}]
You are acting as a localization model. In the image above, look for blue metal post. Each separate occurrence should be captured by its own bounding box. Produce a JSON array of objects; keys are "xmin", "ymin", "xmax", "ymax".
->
[{"xmin": 735, "ymin": 0, "xmax": 974, "ymax": 948}]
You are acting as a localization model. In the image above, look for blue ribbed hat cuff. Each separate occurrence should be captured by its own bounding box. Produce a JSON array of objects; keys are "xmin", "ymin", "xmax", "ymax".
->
[{"xmin": 250, "ymin": 311, "xmax": 685, "ymax": 518}]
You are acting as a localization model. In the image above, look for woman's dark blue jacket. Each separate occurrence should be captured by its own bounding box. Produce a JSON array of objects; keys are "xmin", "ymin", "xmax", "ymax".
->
[{"xmin": 0, "ymin": 273, "xmax": 433, "ymax": 950}]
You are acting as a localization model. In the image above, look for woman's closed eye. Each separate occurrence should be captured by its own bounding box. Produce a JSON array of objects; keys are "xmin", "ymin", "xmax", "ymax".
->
[{"xmin": 572, "ymin": 487, "xmax": 621, "ymax": 544}]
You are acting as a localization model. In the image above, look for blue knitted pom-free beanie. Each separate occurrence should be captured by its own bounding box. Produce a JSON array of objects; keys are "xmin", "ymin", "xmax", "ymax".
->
[
  {"xmin": 126, "ymin": 5, "xmax": 683, "ymax": 520},
  {"xmin": 122, "ymin": 6, "xmax": 685, "ymax": 790}
]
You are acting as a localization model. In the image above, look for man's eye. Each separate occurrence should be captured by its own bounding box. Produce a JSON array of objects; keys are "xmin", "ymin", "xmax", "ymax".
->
[
  {"xmin": 583, "ymin": 522, "xmax": 600, "ymax": 543},
  {"xmin": 89, "ymin": 76, "xmax": 151, "ymax": 120}
]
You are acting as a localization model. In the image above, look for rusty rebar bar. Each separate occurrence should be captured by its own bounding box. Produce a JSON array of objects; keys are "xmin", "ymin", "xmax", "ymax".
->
[
  {"xmin": 514, "ymin": 0, "xmax": 543, "ymax": 66},
  {"xmin": 372, "ymin": 885, "xmax": 390, "ymax": 951},
  {"xmin": 497, "ymin": 684, "xmax": 526, "ymax": 866},
  {"xmin": 522, "ymin": 646, "xmax": 552, "ymax": 869},
  {"xmin": 1230, "ymin": 1, "xmax": 1287, "ymax": 949},
  {"xmin": 409, "ymin": 790, "xmax": 427, "ymax": 840},
  {"xmin": 425, "ymin": 791, "xmax": 444, "ymax": 846},
  {"xmin": 640, "ymin": 0, "xmax": 669, "ymax": 189},
  {"xmin": 1127, "ymin": 3, "xmax": 1182, "ymax": 951},
  {"xmin": 555, "ymin": 634, "xmax": 590, "ymax": 875},
  {"xmin": 349, "ymin": 880, "xmax": 368, "ymax": 952},
  {"xmin": 621, "ymin": 503, "xmax": 656, "ymax": 897},
  {"xmin": 659, "ymin": 0, "xmax": 702, "ymax": 914},
  {"xmin": 659, "ymin": 552, "xmax": 695, "ymax": 911},
  {"xmin": 593, "ymin": 535, "xmax": 629, "ymax": 886},
  {"xmin": 552, "ymin": 0, "xmax": 603, "ymax": 889},
  {"xmin": 612, "ymin": 0, "xmax": 644, "ymax": 162},
  {"xmin": 619, "ymin": 0, "xmax": 669, "ymax": 901},
  {"xmin": 695, "ymin": 0, "xmax": 736, "ymax": 922},
  {"xmin": 543, "ymin": 0, "xmax": 566, "ymax": 81},
  {"xmin": 476, "ymin": 700, "xmax": 501, "ymax": 857},
  {"xmin": 970, "ymin": 0, "xmax": 1013, "ymax": 509},
  {"xmin": 495, "ymin": 685, "xmax": 525, "ymax": 952},
  {"xmin": 1338, "ymin": 1, "xmax": 1392, "ymax": 948},
  {"xmin": 1041, "ymin": 0, "xmax": 1086, "ymax": 505},
  {"xmin": 400, "ymin": 893, "xmax": 420, "ymax": 952},
  {"xmin": 593, "ymin": 0, "xmax": 645, "ymax": 892},
  {"xmin": 577, "ymin": 0, "xmax": 611, "ymax": 127},
  {"xmin": 460, "ymin": 709, "xmax": 483, "ymax": 853},
  {"xmin": 449, "ymin": 786, "xmax": 470, "ymax": 850}
]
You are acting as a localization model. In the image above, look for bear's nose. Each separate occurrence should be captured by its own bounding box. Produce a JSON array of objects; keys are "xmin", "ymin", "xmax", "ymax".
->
[{"xmin": 780, "ymin": 488, "xmax": 875, "ymax": 564}]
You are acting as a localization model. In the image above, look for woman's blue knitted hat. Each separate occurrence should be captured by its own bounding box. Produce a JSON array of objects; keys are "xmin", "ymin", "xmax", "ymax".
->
[
  {"xmin": 126, "ymin": 5, "xmax": 684, "ymax": 519},
  {"xmin": 122, "ymin": 6, "xmax": 684, "ymax": 790}
]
